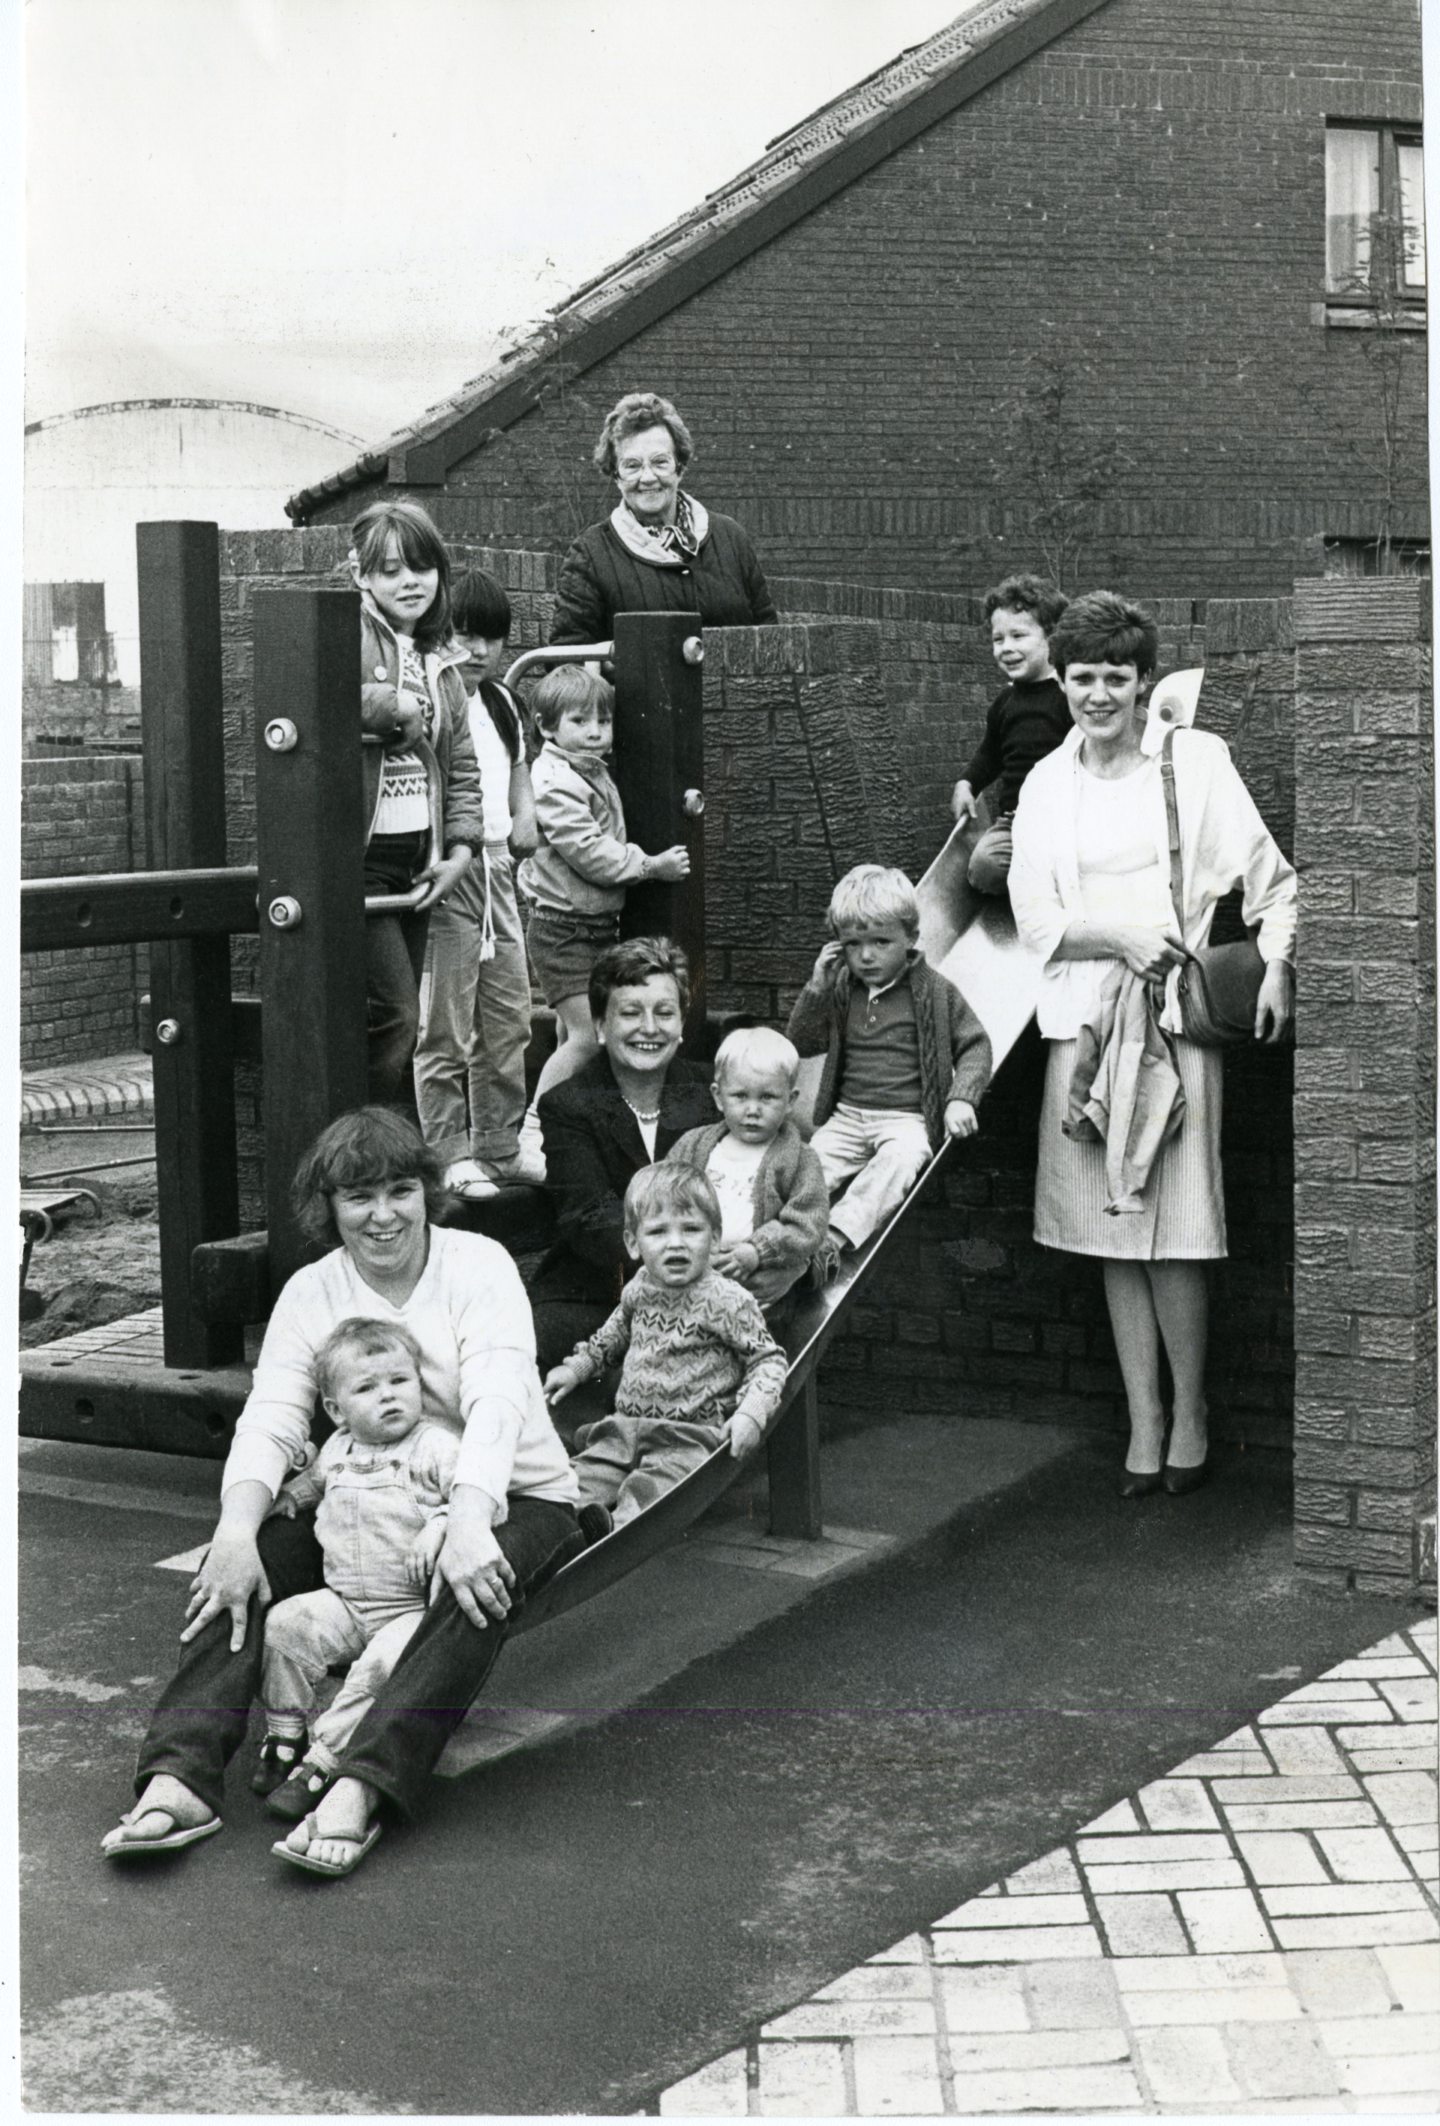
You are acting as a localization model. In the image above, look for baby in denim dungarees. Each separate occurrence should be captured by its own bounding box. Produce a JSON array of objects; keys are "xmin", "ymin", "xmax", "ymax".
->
[{"xmin": 251, "ymin": 1317, "xmax": 458, "ymax": 1821}]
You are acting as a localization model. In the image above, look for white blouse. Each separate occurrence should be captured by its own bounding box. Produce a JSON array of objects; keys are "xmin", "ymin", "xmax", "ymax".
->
[{"xmin": 1010, "ymin": 726, "xmax": 1297, "ymax": 1041}]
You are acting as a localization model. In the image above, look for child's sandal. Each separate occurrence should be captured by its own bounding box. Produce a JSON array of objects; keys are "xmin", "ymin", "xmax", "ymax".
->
[
  {"xmin": 250, "ymin": 1736, "xmax": 303, "ymax": 1797},
  {"xmin": 264, "ymin": 1759, "xmax": 335, "ymax": 1823}
]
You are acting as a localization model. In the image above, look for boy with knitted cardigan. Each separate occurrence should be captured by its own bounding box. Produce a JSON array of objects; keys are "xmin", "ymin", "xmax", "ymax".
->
[
  {"xmin": 666, "ymin": 1025, "xmax": 830, "ymax": 1313},
  {"xmin": 788, "ymin": 865, "xmax": 992, "ymax": 1281}
]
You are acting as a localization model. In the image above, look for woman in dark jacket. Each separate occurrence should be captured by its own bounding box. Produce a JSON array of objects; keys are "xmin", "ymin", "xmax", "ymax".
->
[
  {"xmin": 529, "ymin": 934, "xmax": 716, "ymax": 1374},
  {"xmin": 548, "ymin": 392, "xmax": 778, "ymax": 645}
]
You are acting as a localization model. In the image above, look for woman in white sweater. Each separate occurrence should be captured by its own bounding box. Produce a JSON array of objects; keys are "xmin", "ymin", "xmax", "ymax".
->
[
  {"xmin": 1009, "ymin": 592, "xmax": 1296, "ymax": 1500},
  {"xmin": 102, "ymin": 1108, "xmax": 581, "ymax": 1879}
]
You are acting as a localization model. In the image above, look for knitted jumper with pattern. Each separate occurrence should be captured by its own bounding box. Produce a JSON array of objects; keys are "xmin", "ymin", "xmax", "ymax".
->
[{"xmin": 568, "ymin": 1268, "xmax": 787, "ymax": 1437}]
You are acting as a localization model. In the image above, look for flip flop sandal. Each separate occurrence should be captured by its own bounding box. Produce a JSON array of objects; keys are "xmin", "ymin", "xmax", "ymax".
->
[
  {"xmin": 101, "ymin": 1808, "xmax": 223, "ymax": 1859},
  {"xmin": 264, "ymin": 1761, "xmax": 335, "ymax": 1823},
  {"xmin": 452, "ymin": 1175, "xmax": 499, "ymax": 1201},
  {"xmin": 272, "ymin": 1813, "xmax": 382, "ymax": 1880}
]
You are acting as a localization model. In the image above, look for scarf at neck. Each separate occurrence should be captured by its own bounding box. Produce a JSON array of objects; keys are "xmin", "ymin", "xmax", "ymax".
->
[{"xmin": 609, "ymin": 490, "xmax": 710, "ymax": 567}]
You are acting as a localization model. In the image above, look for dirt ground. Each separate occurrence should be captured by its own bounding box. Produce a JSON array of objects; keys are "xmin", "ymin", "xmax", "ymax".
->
[{"xmin": 19, "ymin": 1161, "xmax": 162, "ymax": 1350}]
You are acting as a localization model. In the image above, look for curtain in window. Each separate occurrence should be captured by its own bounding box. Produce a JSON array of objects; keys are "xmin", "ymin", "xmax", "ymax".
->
[
  {"xmin": 1397, "ymin": 141, "xmax": 1426, "ymax": 291},
  {"xmin": 1326, "ymin": 128, "xmax": 1380, "ymax": 294}
]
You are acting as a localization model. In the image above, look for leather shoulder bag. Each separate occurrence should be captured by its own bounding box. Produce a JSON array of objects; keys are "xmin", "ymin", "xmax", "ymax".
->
[{"xmin": 1160, "ymin": 731, "xmax": 1268, "ymax": 1047}]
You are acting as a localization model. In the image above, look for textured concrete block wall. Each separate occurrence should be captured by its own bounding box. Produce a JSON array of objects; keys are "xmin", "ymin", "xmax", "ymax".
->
[
  {"xmin": 20, "ymin": 755, "xmax": 145, "ymax": 1067},
  {"xmin": 1291, "ymin": 577, "xmax": 1436, "ymax": 1599},
  {"xmin": 702, "ymin": 621, "xmax": 912, "ymax": 1019},
  {"xmin": 311, "ymin": 0, "xmax": 1424, "ymax": 600}
]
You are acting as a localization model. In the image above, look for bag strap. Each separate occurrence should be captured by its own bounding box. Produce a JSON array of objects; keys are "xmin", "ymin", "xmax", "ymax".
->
[
  {"xmin": 478, "ymin": 677, "xmax": 524, "ymax": 762},
  {"xmin": 1160, "ymin": 728, "xmax": 1185, "ymax": 933}
]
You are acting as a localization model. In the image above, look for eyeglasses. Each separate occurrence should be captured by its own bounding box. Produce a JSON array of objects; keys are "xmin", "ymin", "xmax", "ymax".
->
[{"xmin": 617, "ymin": 455, "xmax": 677, "ymax": 478}]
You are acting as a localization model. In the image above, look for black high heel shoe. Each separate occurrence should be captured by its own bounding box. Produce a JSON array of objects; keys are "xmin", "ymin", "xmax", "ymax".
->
[
  {"xmin": 1120, "ymin": 1415, "xmax": 1170, "ymax": 1499},
  {"xmin": 1161, "ymin": 1454, "xmax": 1209, "ymax": 1496},
  {"xmin": 1119, "ymin": 1467, "xmax": 1164, "ymax": 1499}
]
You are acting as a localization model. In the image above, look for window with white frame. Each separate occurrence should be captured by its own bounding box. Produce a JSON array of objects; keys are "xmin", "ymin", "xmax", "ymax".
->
[{"xmin": 1325, "ymin": 123, "xmax": 1426, "ymax": 307}]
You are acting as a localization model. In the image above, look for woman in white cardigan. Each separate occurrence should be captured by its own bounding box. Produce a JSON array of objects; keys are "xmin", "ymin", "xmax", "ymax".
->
[{"xmin": 1009, "ymin": 592, "xmax": 1296, "ymax": 1499}]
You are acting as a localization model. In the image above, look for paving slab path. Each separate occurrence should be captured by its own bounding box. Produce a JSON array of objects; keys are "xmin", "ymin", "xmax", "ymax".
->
[{"xmin": 659, "ymin": 1618, "xmax": 1438, "ymax": 2116}]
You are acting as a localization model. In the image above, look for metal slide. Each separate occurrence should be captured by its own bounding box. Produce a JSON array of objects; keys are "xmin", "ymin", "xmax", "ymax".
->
[{"xmin": 514, "ymin": 817, "xmax": 1045, "ymax": 1633}]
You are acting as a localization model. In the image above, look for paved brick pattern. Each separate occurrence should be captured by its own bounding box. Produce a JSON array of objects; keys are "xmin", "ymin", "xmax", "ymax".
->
[
  {"xmin": 658, "ymin": 1621, "xmax": 1438, "ymax": 2114},
  {"xmin": 21, "ymin": 1052, "xmax": 153, "ymax": 1129}
]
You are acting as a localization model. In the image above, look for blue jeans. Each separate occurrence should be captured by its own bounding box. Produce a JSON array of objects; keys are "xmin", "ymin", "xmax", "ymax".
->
[{"xmin": 135, "ymin": 1494, "xmax": 584, "ymax": 1820}]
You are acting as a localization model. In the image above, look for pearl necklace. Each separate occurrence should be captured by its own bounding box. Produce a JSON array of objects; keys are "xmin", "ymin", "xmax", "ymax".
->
[{"xmin": 623, "ymin": 1095, "xmax": 662, "ymax": 1125}]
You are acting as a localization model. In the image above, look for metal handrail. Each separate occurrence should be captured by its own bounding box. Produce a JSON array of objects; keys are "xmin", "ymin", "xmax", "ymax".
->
[{"xmin": 502, "ymin": 641, "xmax": 614, "ymax": 690}]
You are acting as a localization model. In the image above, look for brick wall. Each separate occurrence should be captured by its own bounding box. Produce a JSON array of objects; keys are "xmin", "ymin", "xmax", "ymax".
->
[
  {"xmin": 1291, "ymin": 577, "xmax": 1436, "ymax": 1600},
  {"xmin": 309, "ymin": 0, "xmax": 1425, "ymax": 602},
  {"xmin": 21, "ymin": 755, "xmax": 145, "ymax": 1068},
  {"xmin": 23, "ymin": 679, "xmax": 142, "ymax": 756}
]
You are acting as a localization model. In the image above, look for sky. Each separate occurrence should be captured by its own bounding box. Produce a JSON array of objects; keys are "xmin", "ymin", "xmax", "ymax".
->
[{"xmin": 26, "ymin": 0, "xmax": 969, "ymax": 446}]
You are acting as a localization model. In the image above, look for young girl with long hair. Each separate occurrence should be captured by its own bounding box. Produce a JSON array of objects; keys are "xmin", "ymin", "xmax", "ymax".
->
[{"xmin": 350, "ymin": 500, "xmax": 484, "ymax": 1107}]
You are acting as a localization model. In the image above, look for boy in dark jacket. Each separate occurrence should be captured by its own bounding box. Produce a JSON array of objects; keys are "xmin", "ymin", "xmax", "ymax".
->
[
  {"xmin": 788, "ymin": 865, "xmax": 992, "ymax": 1283},
  {"xmin": 951, "ymin": 574, "xmax": 1070, "ymax": 895}
]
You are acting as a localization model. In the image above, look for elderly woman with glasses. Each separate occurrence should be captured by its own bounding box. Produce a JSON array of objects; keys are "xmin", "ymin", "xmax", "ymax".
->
[{"xmin": 548, "ymin": 391, "xmax": 778, "ymax": 646}]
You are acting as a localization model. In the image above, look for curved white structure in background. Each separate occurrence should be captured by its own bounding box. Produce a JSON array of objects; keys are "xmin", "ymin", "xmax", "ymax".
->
[{"xmin": 25, "ymin": 399, "xmax": 362, "ymax": 687}]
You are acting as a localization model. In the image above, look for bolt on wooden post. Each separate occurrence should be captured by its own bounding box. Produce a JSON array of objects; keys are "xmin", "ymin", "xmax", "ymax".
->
[
  {"xmin": 253, "ymin": 588, "xmax": 369, "ymax": 1292},
  {"xmin": 137, "ymin": 520, "xmax": 242, "ymax": 1367},
  {"xmin": 612, "ymin": 612, "xmax": 707, "ymax": 1032}
]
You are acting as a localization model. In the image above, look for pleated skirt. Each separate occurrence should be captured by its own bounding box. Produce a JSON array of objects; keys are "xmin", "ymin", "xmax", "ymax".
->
[{"xmin": 1034, "ymin": 1035, "xmax": 1228, "ymax": 1261}]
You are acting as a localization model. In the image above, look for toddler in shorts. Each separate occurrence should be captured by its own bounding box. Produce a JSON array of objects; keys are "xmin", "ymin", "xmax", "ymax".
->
[{"xmin": 519, "ymin": 664, "xmax": 690, "ymax": 1106}]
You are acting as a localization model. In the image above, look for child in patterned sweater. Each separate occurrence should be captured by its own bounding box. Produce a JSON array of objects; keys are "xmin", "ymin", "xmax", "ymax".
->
[{"xmin": 543, "ymin": 1164, "xmax": 787, "ymax": 1531}]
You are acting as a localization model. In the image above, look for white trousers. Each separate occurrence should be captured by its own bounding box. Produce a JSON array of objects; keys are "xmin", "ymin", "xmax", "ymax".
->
[
  {"xmin": 260, "ymin": 1587, "xmax": 426, "ymax": 1775},
  {"xmin": 809, "ymin": 1102, "xmax": 932, "ymax": 1250}
]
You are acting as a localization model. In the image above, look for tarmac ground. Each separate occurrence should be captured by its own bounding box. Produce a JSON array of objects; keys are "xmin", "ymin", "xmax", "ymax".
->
[{"xmin": 19, "ymin": 1409, "xmax": 1432, "ymax": 2116}]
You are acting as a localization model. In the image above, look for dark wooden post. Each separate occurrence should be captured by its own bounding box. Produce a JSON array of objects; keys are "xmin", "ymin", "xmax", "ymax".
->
[
  {"xmin": 612, "ymin": 612, "xmax": 706, "ymax": 1030},
  {"xmin": 254, "ymin": 589, "xmax": 369, "ymax": 1291},
  {"xmin": 137, "ymin": 521, "xmax": 242, "ymax": 1367},
  {"xmin": 766, "ymin": 1376, "xmax": 823, "ymax": 1539}
]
